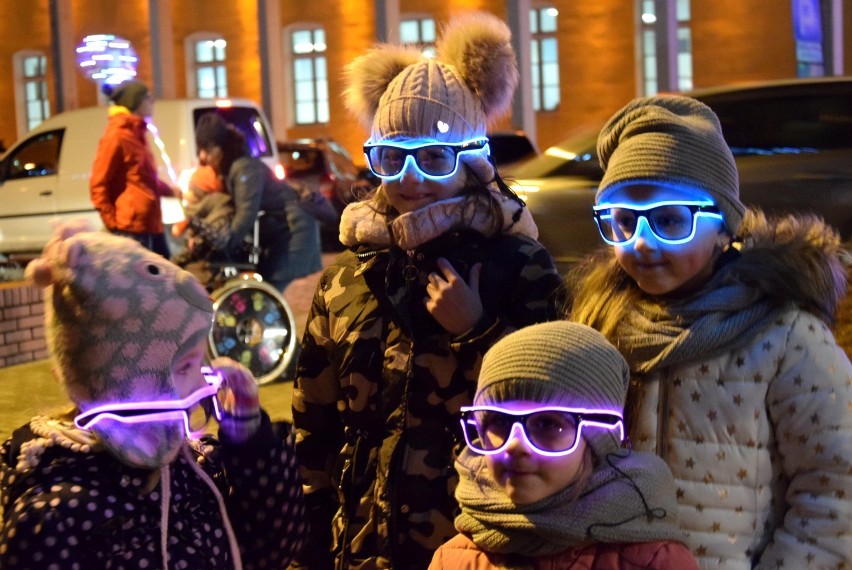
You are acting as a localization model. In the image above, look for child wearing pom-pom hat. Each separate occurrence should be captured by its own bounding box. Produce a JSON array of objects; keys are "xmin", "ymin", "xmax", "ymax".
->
[{"xmin": 291, "ymin": 12, "xmax": 564, "ymax": 570}]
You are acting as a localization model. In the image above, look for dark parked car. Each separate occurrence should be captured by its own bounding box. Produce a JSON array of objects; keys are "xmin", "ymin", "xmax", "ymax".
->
[{"xmin": 507, "ymin": 77, "xmax": 852, "ymax": 273}]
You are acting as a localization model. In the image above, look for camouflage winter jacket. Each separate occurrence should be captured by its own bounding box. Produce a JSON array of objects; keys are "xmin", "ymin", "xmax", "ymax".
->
[{"xmin": 291, "ymin": 193, "xmax": 564, "ymax": 569}]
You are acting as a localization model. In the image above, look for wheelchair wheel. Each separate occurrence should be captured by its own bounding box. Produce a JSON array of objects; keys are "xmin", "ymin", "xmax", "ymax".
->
[{"xmin": 208, "ymin": 273, "xmax": 297, "ymax": 385}]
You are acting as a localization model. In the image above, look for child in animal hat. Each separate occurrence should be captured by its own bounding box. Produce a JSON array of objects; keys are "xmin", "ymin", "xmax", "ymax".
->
[
  {"xmin": 568, "ymin": 95, "xmax": 852, "ymax": 568},
  {"xmin": 0, "ymin": 221, "xmax": 306, "ymax": 569},
  {"xmin": 430, "ymin": 321, "xmax": 699, "ymax": 569},
  {"xmin": 291, "ymin": 11, "xmax": 564, "ymax": 570}
]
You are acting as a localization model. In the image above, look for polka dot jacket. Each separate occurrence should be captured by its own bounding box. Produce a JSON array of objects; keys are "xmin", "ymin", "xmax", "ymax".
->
[{"xmin": 0, "ymin": 412, "xmax": 306, "ymax": 569}]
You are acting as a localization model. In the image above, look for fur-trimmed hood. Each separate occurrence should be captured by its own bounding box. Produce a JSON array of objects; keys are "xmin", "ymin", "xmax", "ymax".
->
[{"xmin": 728, "ymin": 209, "xmax": 847, "ymax": 325}]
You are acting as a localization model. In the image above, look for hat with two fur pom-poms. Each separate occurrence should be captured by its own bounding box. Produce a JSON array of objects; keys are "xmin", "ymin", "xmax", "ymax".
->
[{"xmin": 343, "ymin": 12, "xmax": 519, "ymax": 184}]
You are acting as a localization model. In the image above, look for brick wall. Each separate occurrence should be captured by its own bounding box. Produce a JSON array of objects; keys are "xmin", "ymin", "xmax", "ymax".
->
[{"xmin": 0, "ymin": 281, "xmax": 47, "ymax": 368}]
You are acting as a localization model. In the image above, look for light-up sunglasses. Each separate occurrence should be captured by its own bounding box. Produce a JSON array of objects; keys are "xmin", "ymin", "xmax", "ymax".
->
[
  {"xmin": 593, "ymin": 200, "xmax": 723, "ymax": 246},
  {"xmin": 460, "ymin": 405, "xmax": 624, "ymax": 457},
  {"xmin": 74, "ymin": 366, "xmax": 224, "ymax": 440},
  {"xmin": 363, "ymin": 138, "xmax": 489, "ymax": 180}
]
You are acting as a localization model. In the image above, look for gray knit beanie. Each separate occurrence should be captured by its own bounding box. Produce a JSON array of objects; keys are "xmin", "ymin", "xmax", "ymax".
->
[
  {"xmin": 475, "ymin": 321, "xmax": 629, "ymax": 457},
  {"xmin": 105, "ymin": 79, "xmax": 149, "ymax": 112},
  {"xmin": 596, "ymin": 95, "xmax": 745, "ymax": 236}
]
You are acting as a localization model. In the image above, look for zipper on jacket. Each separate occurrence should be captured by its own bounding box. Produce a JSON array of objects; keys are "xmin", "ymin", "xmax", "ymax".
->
[{"xmin": 656, "ymin": 370, "xmax": 671, "ymax": 462}]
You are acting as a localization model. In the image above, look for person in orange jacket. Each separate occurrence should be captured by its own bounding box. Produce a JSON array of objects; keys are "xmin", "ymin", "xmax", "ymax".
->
[
  {"xmin": 430, "ymin": 321, "xmax": 700, "ymax": 570},
  {"xmin": 89, "ymin": 79, "xmax": 178, "ymax": 257}
]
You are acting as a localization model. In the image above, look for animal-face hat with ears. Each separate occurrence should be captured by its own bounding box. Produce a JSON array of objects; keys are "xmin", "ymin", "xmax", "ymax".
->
[{"xmin": 343, "ymin": 12, "xmax": 519, "ymax": 183}]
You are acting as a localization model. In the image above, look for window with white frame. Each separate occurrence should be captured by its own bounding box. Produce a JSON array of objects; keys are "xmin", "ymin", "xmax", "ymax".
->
[
  {"xmin": 530, "ymin": 6, "xmax": 560, "ymax": 112},
  {"xmin": 290, "ymin": 26, "xmax": 328, "ymax": 125},
  {"xmin": 186, "ymin": 33, "xmax": 228, "ymax": 99},
  {"xmin": 400, "ymin": 16, "xmax": 436, "ymax": 57},
  {"xmin": 639, "ymin": 0, "xmax": 692, "ymax": 95},
  {"xmin": 14, "ymin": 51, "xmax": 50, "ymax": 135}
]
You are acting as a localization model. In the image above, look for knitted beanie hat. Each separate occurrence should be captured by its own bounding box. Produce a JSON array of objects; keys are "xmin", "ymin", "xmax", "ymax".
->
[
  {"xmin": 596, "ymin": 95, "xmax": 746, "ymax": 236},
  {"xmin": 25, "ymin": 222, "xmax": 214, "ymax": 410},
  {"xmin": 344, "ymin": 12, "xmax": 519, "ymax": 183},
  {"xmin": 104, "ymin": 79, "xmax": 149, "ymax": 112},
  {"xmin": 475, "ymin": 321, "xmax": 629, "ymax": 457}
]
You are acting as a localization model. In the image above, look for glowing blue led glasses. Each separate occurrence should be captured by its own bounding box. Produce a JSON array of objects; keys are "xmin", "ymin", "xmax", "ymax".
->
[
  {"xmin": 460, "ymin": 405, "xmax": 624, "ymax": 457},
  {"xmin": 363, "ymin": 138, "xmax": 490, "ymax": 180},
  {"xmin": 74, "ymin": 367, "xmax": 224, "ymax": 440},
  {"xmin": 593, "ymin": 200, "xmax": 723, "ymax": 246}
]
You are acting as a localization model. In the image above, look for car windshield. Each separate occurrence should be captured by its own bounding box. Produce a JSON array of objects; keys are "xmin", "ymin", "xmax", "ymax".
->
[
  {"xmin": 507, "ymin": 128, "xmax": 600, "ymax": 180},
  {"xmin": 192, "ymin": 107, "xmax": 274, "ymax": 158}
]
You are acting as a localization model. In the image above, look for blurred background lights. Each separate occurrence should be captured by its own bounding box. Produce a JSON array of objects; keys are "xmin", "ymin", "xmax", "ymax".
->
[{"xmin": 76, "ymin": 34, "xmax": 138, "ymax": 85}]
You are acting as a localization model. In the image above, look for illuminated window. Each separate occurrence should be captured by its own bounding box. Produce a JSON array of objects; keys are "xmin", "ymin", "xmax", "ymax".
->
[
  {"xmin": 290, "ymin": 27, "xmax": 328, "ymax": 125},
  {"xmin": 530, "ymin": 6, "xmax": 560, "ymax": 112},
  {"xmin": 639, "ymin": 0, "xmax": 692, "ymax": 95},
  {"xmin": 400, "ymin": 16, "xmax": 436, "ymax": 57},
  {"xmin": 14, "ymin": 51, "xmax": 50, "ymax": 134},
  {"xmin": 186, "ymin": 33, "xmax": 228, "ymax": 99}
]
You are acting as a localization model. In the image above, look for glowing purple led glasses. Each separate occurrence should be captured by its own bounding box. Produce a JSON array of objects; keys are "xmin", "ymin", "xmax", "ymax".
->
[
  {"xmin": 363, "ymin": 138, "xmax": 490, "ymax": 180},
  {"xmin": 460, "ymin": 405, "xmax": 624, "ymax": 457},
  {"xmin": 74, "ymin": 367, "xmax": 224, "ymax": 440},
  {"xmin": 593, "ymin": 200, "xmax": 723, "ymax": 246}
]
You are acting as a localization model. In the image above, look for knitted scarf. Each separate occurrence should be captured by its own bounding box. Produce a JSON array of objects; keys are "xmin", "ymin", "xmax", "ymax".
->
[
  {"xmin": 453, "ymin": 446, "xmax": 684, "ymax": 556},
  {"xmin": 571, "ymin": 210, "xmax": 847, "ymax": 374},
  {"xmin": 338, "ymin": 185, "xmax": 538, "ymax": 250}
]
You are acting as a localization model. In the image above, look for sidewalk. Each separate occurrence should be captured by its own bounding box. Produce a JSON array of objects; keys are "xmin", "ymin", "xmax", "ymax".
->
[{"xmin": 0, "ymin": 253, "xmax": 335, "ymax": 440}]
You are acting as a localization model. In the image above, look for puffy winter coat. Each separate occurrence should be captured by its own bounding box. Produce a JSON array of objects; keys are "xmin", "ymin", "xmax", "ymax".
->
[
  {"xmin": 430, "ymin": 533, "xmax": 701, "ymax": 570},
  {"xmin": 292, "ymin": 194, "xmax": 564, "ymax": 569},
  {"xmin": 570, "ymin": 212, "xmax": 852, "ymax": 569},
  {"xmin": 0, "ymin": 413, "xmax": 307, "ymax": 569},
  {"xmin": 89, "ymin": 108, "xmax": 173, "ymax": 234}
]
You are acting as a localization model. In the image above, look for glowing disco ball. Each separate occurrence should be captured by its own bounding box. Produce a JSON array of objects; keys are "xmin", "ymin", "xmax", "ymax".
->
[{"xmin": 76, "ymin": 34, "xmax": 138, "ymax": 85}]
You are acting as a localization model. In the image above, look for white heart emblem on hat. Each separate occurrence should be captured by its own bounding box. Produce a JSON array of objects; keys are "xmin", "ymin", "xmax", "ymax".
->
[{"xmin": 437, "ymin": 121, "xmax": 449, "ymax": 133}]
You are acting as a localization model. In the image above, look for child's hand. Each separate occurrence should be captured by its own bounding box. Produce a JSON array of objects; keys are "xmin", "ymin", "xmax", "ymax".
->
[
  {"xmin": 211, "ymin": 357, "xmax": 261, "ymax": 442},
  {"xmin": 424, "ymin": 258, "xmax": 484, "ymax": 335}
]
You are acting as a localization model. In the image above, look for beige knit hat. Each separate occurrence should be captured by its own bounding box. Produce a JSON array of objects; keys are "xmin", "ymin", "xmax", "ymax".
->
[
  {"xmin": 475, "ymin": 321, "xmax": 629, "ymax": 457},
  {"xmin": 343, "ymin": 12, "xmax": 519, "ymax": 183},
  {"xmin": 596, "ymin": 95, "xmax": 745, "ymax": 236}
]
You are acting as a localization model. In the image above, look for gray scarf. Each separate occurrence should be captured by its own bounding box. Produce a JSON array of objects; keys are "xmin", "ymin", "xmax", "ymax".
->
[{"xmin": 453, "ymin": 446, "xmax": 685, "ymax": 557}]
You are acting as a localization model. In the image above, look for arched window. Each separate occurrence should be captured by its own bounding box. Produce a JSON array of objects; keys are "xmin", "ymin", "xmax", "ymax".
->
[
  {"xmin": 530, "ymin": 6, "xmax": 560, "ymax": 112},
  {"xmin": 638, "ymin": 0, "xmax": 692, "ymax": 95},
  {"xmin": 185, "ymin": 32, "xmax": 228, "ymax": 99},
  {"xmin": 13, "ymin": 50, "xmax": 50, "ymax": 135},
  {"xmin": 287, "ymin": 25, "xmax": 328, "ymax": 125},
  {"xmin": 400, "ymin": 14, "xmax": 436, "ymax": 57}
]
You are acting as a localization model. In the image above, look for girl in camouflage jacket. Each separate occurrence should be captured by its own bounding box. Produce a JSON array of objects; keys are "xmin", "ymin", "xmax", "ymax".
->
[{"xmin": 291, "ymin": 13, "xmax": 564, "ymax": 570}]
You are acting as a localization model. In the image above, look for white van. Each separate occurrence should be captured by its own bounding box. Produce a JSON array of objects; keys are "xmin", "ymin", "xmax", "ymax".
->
[{"xmin": 0, "ymin": 98, "xmax": 279, "ymax": 257}]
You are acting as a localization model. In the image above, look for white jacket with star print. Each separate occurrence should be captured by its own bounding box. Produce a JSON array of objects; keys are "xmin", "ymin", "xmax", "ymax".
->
[{"xmin": 570, "ymin": 210, "xmax": 852, "ymax": 570}]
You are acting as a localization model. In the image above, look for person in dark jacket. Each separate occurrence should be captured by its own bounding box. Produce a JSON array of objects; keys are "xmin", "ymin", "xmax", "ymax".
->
[
  {"xmin": 430, "ymin": 321, "xmax": 700, "ymax": 570},
  {"xmin": 193, "ymin": 113, "xmax": 323, "ymax": 291},
  {"xmin": 90, "ymin": 79, "xmax": 178, "ymax": 257},
  {"xmin": 0, "ymin": 222, "xmax": 306, "ymax": 569},
  {"xmin": 291, "ymin": 12, "xmax": 565, "ymax": 570}
]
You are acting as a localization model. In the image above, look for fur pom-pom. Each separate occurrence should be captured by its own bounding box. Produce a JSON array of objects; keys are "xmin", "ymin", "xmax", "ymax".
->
[
  {"xmin": 25, "ymin": 259, "xmax": 55, "ymax": 287},
  {"xmin": 343, "ymin": 44, "xmax": 423, "ymax": 129},
  {"xmin": 438, "ymin": 12, "xmax": 519, "ymax": 121}
]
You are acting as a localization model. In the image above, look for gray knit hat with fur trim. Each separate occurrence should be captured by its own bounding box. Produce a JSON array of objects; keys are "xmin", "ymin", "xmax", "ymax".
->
[
  {"xmin": 475, "ymin": 321, "xmax": 629, "ymax": 456},
  {"xmin": 343, "ymin": 12, "xmax": 519, "ymax": 183},
  {"xmin": 596, "ymin": 95, "xmax": 745, "ymax": 236}
]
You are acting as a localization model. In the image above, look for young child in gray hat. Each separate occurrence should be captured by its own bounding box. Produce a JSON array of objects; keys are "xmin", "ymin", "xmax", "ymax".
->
[
  {"xmin": 431, "ymin": 320, "xmax": 699, "ymax": 569},
  {"xmin": 568, "ymin": 95, "xmax": 852, "ymax": 569}
]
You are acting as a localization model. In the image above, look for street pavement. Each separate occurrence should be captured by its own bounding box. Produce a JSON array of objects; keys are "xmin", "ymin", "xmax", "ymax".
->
[{"xmin": 0, "ymin": 253, "xmax": 335, "ymax": 440}]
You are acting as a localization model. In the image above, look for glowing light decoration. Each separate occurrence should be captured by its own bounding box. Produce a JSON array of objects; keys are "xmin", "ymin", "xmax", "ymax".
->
[
  {"xmin": 363, "ymin": 138, "xmax": 490, "ymax": 181},
  {"xmin": 76, "ymin": 34, "xmax": 138, "ymax": 86},
  {"xmin": 460, "ymin": 405, "xmax": 624, "ymax": 457},
  {"xmin": 74, "ymin": 367, "xmax": 224, "ymax": 440}
]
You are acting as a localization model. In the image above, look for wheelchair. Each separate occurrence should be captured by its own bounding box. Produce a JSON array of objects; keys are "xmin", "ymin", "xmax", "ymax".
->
[{"xmin": 183, "ymin": 214, "xmax": 299, "ymax": 385}]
